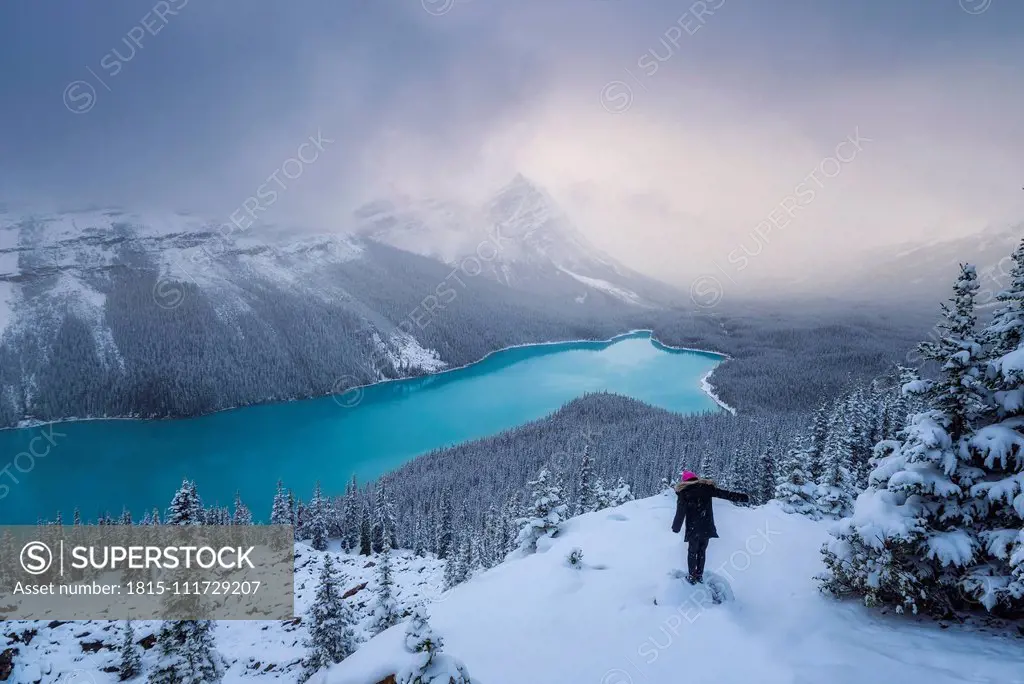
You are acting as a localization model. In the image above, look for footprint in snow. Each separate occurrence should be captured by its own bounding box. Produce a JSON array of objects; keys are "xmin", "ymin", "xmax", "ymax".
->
[{"xmin": 606, "ymin": 513, "xmax": 628, "ymax": 521}]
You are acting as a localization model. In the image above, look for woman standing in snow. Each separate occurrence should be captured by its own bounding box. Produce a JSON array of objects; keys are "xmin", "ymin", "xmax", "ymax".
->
[{"xmin": 671, "ymin": 470, "xmax": 750, "ymax": 584}]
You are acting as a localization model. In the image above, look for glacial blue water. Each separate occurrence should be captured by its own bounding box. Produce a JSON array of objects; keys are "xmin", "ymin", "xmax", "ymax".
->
[{"xmin": 0, "ymin": 332, "xmax": 724, "ymax": 523}]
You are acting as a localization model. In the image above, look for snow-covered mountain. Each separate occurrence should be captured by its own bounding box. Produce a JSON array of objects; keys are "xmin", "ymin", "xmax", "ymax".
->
[
  {"xmin": 355, "ymin": 175, "xmax": 681, "ymax": 308},
  {"xmin": 0, "ymin": 207, "xmax": 655, "ymax": 427},
  {"xmin": 326, "ymin": 494, "xmax": 1024, "ymax": 684}
]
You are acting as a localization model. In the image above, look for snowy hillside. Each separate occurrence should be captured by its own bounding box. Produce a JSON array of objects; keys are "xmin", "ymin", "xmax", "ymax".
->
[
  {"xmin": 326, "ymin": 494, "xmax": 1024, "ymax": 684},
  {"xmin": 6, "ymin": 494, "xmax": 1023, "ymax": 683},
  {"xmin": 354, "ymin": 175, "xmax": 677, "ymax": 308},
  {"xmin": 3, "ymin": 545, "xmax": 447, "ymax": 684}
]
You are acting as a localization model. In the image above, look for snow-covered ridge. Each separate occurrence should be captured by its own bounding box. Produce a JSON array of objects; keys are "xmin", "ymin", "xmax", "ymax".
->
[
  {"xmin": 7, "ymin": 495, "xmax": 1023, "ymax": 682},
  {"xmin": 327, "ymin": 495, "xmax": 1024, "ymax": 684}
]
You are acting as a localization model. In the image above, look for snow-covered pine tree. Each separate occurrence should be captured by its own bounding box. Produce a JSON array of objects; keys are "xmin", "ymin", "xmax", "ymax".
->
[
  {"xmin": 149, "ymin": 620, "xmax": 224, "ymax": 684},
  {"xmin": 821, "ymin": 264, "xmax": 987, "ymax": 615},
  {"xmin": 73, "ymin": 508, "xmax": 82, "ymax": 526},
  {"xmin": 341, "ymin": 475, "xmax": 361, "ymax": 552},
  {"xmin": 412, "ymin": 518, "xmax": 426, "ymax": 557},
  {"xmin": 359, "ymin": 501, "xmax": 373, "ymax": 556},
  {"xmin": 232, "ymin": 491, "xmax": 252, "ymax": 526},
  {"xmin": 575, "ymin": 443, "xmax": 597, "ymax": 515},
  {"xmin": 371, "ymin": 539, "xmax": 401, "ymax": 635},
  {"xmin": 607, "ymin": 477, "xmax": 635, "ymax": 507},
  {"xmin": 443, "ymin": 532, "xmax": 460, "ymax": 591},
  {"xmin": 845, "ymin": 388, "xmax": 876, "ymax": 483},
  {"xmin": 270, "ymin": 479, "xmax": 291, "ymax": 526},
  {"xmin": 117, "ymin": 620, "xmax": 142, "ymax": 681},
  {"xmin": 815, "ymin": 408, "xmax": 857, "ymax": 518},
  {"xmin": 981, "ymin": 237, "xmax": 1024, "ymax": 364},
  {"xmin": 454, "ymin": 536, "xmax": 472, "ymax": 586},
  {"xmin": 755, "ymin": 444, "xmax": 776, "ymax": 505},
  {"xmin": 495, "ymin": 492, "xmax": 521, "ymax": 560},
  {"xmin": 118, "ymin": 508, "xmax": 132, "ymax": 526},
  {"xmin": 774, "ymin": 437, "xmax": 820, "ymax": 517},
  {"xmin": 373, "ymin": 480, "xmax": 398, "ymax": 553},
  {"xmin": 592, "ymin": 477, "xmax": 612, "ymax": 511},
  {"xmin": 306, "ymin": 482, "xmax": 330, "ymax": 551},
  {"xmin": 303, "ymin": 555, "xmax": 357, "ymax": 680},
  {"xmin": 434, "ymin": 491, "xmax": 454, "ymax": 560},
  {"xmin": 516, "ymin": 466, "xmax": 568, "ymax": 554},
  {"xmin": 397, "ymin": 609, "xmax": 472, "ymax": 684},
  {"xmin": 967, "ymin": 241, "xmax": 1024, "ymax": 613},
  {"xmin": 294, "ymin": 498, "xmax": 307, "ymax": 541},
  {"xmin": 805, "ymin": 403, "xmax": 831, "ymax": 481},
  {"xmin": 165, "ymin": 480, "xmax": 204, "ymax": 526}
]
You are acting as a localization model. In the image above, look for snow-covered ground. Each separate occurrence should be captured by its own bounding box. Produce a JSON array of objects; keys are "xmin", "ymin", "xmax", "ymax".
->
[
  {"xmin": 7, "ymin": 495, "xmax": 1023, "ymax": 684},
  {"xmin": 3, "ymin": 545, "xmax": 445, "ymax": 684},
  {"xmin": 327, "ymin": 495, "xmax": 1024, "ymax": 684}
]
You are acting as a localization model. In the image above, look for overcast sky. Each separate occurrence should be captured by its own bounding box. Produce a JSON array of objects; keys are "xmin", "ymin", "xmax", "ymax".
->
[{"xmin": 1, "ymin": 0, "xmax": 1022, "ymax": 288}]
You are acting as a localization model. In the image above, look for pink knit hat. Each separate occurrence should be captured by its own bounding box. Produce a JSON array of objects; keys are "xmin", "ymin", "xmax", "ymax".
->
[{"xmin": 680, "ymin": 470, "xmax": 698, "ymax": 482}]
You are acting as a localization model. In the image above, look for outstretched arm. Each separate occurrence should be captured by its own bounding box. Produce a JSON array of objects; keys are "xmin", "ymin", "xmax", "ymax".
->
[
  {"xmin": 671, "ymin": 495, "xmax": 686, "ymax": 533},
  {"xmin": 712, "ymin": 487, "xmax": 750, "ymax": 504}
]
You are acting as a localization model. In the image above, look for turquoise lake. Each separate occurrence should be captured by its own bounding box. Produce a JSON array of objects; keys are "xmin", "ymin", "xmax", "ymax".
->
[{"xmin": 0, "ymin": 332, "xmax": 723, "ymax": 523}]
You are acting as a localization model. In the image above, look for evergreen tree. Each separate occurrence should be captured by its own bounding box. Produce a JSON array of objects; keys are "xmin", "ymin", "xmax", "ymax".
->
[
  {"xmin": 916, "ymin": 264, "xmax": 985, "ymax": 439},
  {"xmin": 516, "ymin": 466, "xmax": 568, "ymax": 554},
  {"xmin": 397, "ymin": 609, "xmax": 472, "ymax": 684},
  {"xmin": 166, "ymin": 480, "xmax": 204, "ymax": 526},
  {"xmin": 302, "ymin": 555, "xmax": 357, "ymax": 680},
  {"xmin": 149, "ymin": 621, "xmax": 224, "ymax": 684},
  {"xmin": 756, "ymin": 445, "xmax": 777, "ymax": 505},
  {"xmin": 435, "ymin": 491, "xmax": 455, "ymax": 560},
  {"xmin": 372, "ymin": 480, "xmax": 398, "ymax": 553},
  {"xmin": 306, "ymin": 482, "xmax": 330, "ymax": 551},
  {"xmin": 606, "ymin": 477, "xmax": 635, "ymax": 507},
  {"xmin": 774, "ymin": 438, "xmax": 819, "ymax": 518},
  {"xmin": 270, "ymin": 480, "xmax": 292, "ymax": 526},
  {"xmin": 358, "ymin": 501, "xmax": 373, "ymax": 556},
  {"xmin": 452, "ymin": 536, "xmax": 472, "ymax": 586},
  {"xmin": 815, "ymin": 410, "xmax": 857, "ymax": 518},
  {"xmin": 371, "ymin": 540, "xmax": 401, "ymax": 635},
  {"xmin": 443, "ymin": 530, "xmax": 461, "ymax": 591},
  {"xmin": 804, "ymin": 402, "xmax": 831, "ymax": 481},
  {"xmin": 341, "ymin": 475, "xmax": 361, "ymax": 552},
  {"xmin": 821, "ymin": 264, "xmax": 990, "ymax": 615},
  {"xmin": 412, "ymin": 517, "xmax": 426, "ymax": 557},
  {"xmin": 575, "ymin": 443, "xmax": 597, "ymax": 515},
  {"xmin": 592, "ymin": 477, "xmax": 612, "ymax": 511},
  {"xmin": 118, "ymin": 620, "xmax": 142, "ymax": 681},
  {"xmin": 294, "ymin": 498, "xmax": 307, "ymax": 542},
  {"xmin": 982, "ymin": 238, "xmax": 1024, "ymax": 362},
  {"xmin": 968, "ymin": 248, "xmax": 1024, "ymax": 611},
  {"xmin": 232, "ymin": 491, "xmax": 252, "ymax": 526}
]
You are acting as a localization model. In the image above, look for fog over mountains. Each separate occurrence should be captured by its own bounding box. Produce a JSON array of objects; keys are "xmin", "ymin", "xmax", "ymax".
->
[
  {"xmin": 0, "ymin": 169, "xmax": 1015, "ymax": 428},
  {"xmin": 0, "ymin": 176, "xmax": 676, "ymax": 427}
]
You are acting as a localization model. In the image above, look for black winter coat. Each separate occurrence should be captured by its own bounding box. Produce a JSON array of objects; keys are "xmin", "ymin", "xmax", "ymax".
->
[{"xmin": 671, "ymin": 480, "xmax": 750, "ymax": 542}]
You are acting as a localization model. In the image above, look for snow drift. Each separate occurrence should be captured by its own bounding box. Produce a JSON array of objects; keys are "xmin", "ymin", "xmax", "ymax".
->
[{"xmin": 326, "ymin": 494, "xmax": 1024, "ymax": 684}]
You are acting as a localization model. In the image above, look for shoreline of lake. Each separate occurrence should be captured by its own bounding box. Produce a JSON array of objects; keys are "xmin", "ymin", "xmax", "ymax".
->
[{"xmin": 1, "ymin": 329, "xmax": 732, "ymax": 432}]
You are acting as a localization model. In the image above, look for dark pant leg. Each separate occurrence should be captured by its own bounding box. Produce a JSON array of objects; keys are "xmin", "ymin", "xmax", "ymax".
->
[{"xmin": 687, "ymin": 537, "xmax": 710, "ymax": 580}]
